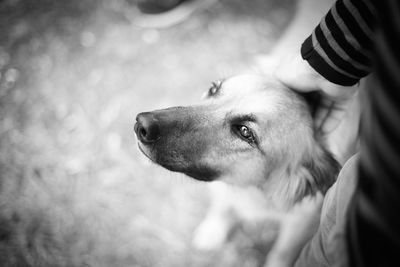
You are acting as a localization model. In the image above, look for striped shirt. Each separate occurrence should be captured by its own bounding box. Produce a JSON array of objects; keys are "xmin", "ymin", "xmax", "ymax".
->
[
  {"xmin": 301, "ymin": 0, "xmax": 376, "ymax": 86},
  {"xmin": 301, "ymin": 0, "xmax": 400, "ymax": 266}
]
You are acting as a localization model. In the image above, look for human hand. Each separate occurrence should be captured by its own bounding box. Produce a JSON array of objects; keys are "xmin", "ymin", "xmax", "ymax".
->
[
  {"xmin": 275, "ymin": 53, "xmax": 357, "ymax": 135},
  {"xmin": 274, "ymin": 53, "xmax": 360, "ymax": 164}
]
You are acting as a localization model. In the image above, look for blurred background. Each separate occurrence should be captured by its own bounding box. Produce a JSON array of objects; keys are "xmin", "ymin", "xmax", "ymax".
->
[{"xmin": 0, "ymin": 0, "xmax": 295, "ymax": 266}]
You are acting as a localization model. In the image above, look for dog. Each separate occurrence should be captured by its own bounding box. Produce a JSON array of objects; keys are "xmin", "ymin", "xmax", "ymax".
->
[
  {"xmin": 134, "ymin": 74, "xmax": 340, "ymax": 252},
  {"xmin": 135, "ymin": 74, "xmax": 338, "ymax": 201},
  {"xmin": 133, "ymin": 0, "xmax": 357, "ymax": 262}
]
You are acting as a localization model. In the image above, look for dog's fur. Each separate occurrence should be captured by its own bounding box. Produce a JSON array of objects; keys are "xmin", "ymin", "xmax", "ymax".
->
[
  {"xmin": 134, "ymin": 0, "xmax": 345, "ymax": 254},
  {"xmin": 135, "ymin": 74, "xmax": 339, "ymax": 209}
]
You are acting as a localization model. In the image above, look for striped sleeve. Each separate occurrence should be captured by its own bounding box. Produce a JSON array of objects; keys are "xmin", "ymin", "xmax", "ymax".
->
[{"xmin": 301, "ymin": 0, "xmax": 377, "ymax": 86}]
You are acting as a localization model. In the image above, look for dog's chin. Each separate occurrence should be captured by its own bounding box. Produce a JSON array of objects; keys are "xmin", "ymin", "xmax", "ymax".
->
[
  {"xmin": 183, "ymin": 169, "xmax": 218, "ymax": 182},
  {"xmin": 160, "ymin": 161, "xmax": 219, "ymax": 182},
  {"xmin": 137, "ymin": 142, "xmax": 218, "ymax": 182}
]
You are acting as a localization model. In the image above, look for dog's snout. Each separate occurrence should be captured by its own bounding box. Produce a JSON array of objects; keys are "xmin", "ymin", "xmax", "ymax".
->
[{"xmin": 135, "ymin": 112, "xmax": 160, "ymax": 143}]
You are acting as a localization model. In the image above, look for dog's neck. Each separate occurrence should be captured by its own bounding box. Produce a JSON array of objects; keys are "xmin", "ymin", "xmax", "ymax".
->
[
  {"xmin": 260, "ymin": 145, "xmax": 339, "ymax": 211},
  {"xmin": 259, "ymin": 164, "xmax": 305, "ymax": 211}
]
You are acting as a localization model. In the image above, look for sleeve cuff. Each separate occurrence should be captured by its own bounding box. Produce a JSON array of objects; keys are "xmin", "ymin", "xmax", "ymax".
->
[{"xmin": 301, "ymin": 36, "xmax": 359, "ymax": 86}]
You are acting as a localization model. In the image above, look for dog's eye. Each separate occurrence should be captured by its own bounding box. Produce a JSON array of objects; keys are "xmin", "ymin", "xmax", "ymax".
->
[
  {"xmin": 208, "ymin": 80, "xmax": 222, "ymax": 97},
  {"xmin": 238, "ymin": 125, "xmax": 252, "ymax": 139},
  {"xmin": 235, "ymin": 125, "xmax": 256, "ymax": 143}
]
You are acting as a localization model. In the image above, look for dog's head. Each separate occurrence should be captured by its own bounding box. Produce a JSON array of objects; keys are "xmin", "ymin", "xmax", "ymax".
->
[{"xmin": 135, "ymin": 74, "xmax": 339, "ymax": 207}]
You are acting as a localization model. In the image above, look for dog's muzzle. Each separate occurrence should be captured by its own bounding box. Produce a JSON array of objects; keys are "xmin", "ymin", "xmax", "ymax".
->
[{"xmin": 134, "ymin": 112, "xmax": 161, "ymax": 143}]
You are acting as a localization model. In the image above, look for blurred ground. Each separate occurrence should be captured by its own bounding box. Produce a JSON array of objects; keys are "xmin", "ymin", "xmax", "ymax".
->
[{"xmin": 0, "ymin": 0, "xmax": 294, "ymax": 266}]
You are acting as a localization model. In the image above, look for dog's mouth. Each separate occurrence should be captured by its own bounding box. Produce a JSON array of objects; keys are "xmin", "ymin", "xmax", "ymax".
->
[
  {"xmin": 136, "ymin": 136, "xmax": 218, "ymax": 182},
  {"xmin": 137, "ymin": 142, "xmax": 154, "ymax": 161},
  {"xmin": 135, "ymin": 135, "xmax": 183, "ymax": 171},
  {"xmin": 182, "ymin": 167, "xmax": 219, "ymax": 182}
]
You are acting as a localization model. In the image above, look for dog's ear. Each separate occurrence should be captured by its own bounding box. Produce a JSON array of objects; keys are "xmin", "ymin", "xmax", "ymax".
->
[
  {"xmin": 304, "ymin": 143, "xmax": 340, "ymax": 194},
  {"xmin": 285, "ymin": 91, "xmax": 340, "ymax": 202},
  {"xmin": 290, "ymin": 142, "xmax": 340, "ymax": 204}
]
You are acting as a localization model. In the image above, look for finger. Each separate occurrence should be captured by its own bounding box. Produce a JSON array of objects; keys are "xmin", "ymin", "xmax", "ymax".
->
[
  {"xmin": 274, "ymin": 53, "xmax": 321, "ymax": 92},
  {"xmin": 314, "ymin": 97, "xmax": 354, "ymax": 137},
  {"xmin": 318, "ymin": 79, "xmax": 358, "ymax": 100}
]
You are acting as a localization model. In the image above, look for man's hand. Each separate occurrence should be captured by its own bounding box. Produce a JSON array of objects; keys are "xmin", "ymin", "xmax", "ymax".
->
[
  {"xmin": 274, "ymin": 53, "xmax": 360, "ymax": 164},
  {"xmin": 275, "ymin": 53, "xmax": 357, "ymax": 134}
]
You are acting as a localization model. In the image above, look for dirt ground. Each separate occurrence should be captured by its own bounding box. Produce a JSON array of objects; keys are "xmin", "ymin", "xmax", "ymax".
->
[{"xmin": 0, "ymin": 0, "xmax": 295, "ymax": 266}]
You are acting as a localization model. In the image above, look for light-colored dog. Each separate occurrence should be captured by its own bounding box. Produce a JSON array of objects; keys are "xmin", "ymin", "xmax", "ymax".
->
[
  {"xmin": 134, "ymin": 0, "xmax": 359, "ymax": 264},
  {"xmin": 134, "ymin": 73, "xmax": 339, "ymax": 250},
  {"xmin": 135, "ymin": 74, "xmax": 338, "ymax": 199}
]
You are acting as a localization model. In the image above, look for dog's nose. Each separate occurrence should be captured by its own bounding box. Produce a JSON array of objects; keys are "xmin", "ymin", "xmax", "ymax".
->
[{"xmin": 134, "ymin": 112, "xmax": 161, "ymax": 143}]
